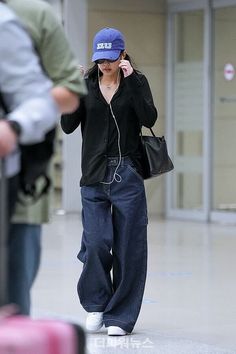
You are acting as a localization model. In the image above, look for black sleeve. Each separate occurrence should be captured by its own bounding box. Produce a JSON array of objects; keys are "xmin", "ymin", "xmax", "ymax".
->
[
  {"xmin": 124, "ymin": 72, "xmax": 158, "ymax": 128},
  {"xmin": 60, "ymin": 97, "xmax": 86, "ymax": 134}
]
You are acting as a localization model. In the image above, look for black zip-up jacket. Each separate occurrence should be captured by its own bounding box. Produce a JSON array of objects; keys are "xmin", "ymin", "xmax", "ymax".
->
[{"xmin": 61, "ymin": 70, "xmax": 158, "ymax": 186}]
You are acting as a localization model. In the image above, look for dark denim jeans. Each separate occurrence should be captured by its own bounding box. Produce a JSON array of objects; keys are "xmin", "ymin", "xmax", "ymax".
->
[
  {"xmin": 8, "ymin": 223, "xmax": 41, "ymax": 315},
  {"xmin": 77, "ymin": 157, "xmax": 148, "ymax": 333}
]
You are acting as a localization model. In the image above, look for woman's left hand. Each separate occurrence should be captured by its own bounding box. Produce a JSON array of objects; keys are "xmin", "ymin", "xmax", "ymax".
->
[{"xmin": 119, "ymin": 60, "xmax": 133, "ymax": 78}]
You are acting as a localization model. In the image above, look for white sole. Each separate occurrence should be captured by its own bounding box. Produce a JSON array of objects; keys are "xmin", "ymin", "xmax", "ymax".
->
[
  {"xmin": 86, "ymin": 325, "xmax": 103, "ymax": 332},
  {"xmin": 107, "ymin": 326, "xmax": 127, "ymax": 336}
]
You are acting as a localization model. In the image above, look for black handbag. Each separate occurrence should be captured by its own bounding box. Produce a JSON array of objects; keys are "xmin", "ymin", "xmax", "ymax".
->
[{"xmin": 140, "ymin": 128, "xmax": 174, "ymax": 179}]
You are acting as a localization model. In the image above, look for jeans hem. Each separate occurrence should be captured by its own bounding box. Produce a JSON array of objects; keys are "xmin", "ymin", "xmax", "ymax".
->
[
  {"xmin": 104, "ymin": 319, "xmax": 133, "ymax": 333},
  {"xmin": 83, "ymin": 305, "xmax": 105, "ymax": 312}
]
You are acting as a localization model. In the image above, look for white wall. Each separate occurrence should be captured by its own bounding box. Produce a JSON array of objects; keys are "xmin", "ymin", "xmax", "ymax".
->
[{"xmin": 62, "ymin": 0, "xmax": 88, "ymax": 212}]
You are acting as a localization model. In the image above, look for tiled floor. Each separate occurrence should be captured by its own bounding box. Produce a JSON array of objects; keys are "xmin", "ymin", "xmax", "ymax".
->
[{"xmin": 32, "ymin": 213, "xmax": 236, "ymax": 354}]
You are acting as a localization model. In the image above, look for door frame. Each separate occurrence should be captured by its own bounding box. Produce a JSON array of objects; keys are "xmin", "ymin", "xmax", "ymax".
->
[
  {"xmin": 166, "ymin": 0, "xmax": 236, "ymax": 223},
  {"xmin": 210, "ymin": 0, "xmax": 236, "ymax": 224}
]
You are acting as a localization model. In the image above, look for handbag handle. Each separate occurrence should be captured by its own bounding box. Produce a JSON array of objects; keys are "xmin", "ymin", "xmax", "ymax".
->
[{"xmin": 140, "ymin": 127, "xmax": 156, "ymax": 138}]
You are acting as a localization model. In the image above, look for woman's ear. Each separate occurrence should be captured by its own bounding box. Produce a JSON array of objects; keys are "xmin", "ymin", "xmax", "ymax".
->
[{"xmin": 121, "ymin": 50, "xmax": 127, "ymax": 59}]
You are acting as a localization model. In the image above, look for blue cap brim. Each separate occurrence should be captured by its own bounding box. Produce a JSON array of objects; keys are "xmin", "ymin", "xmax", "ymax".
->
[{"xmin": 92, "ymin": 50, "xmax": 121, "ymax": 62}]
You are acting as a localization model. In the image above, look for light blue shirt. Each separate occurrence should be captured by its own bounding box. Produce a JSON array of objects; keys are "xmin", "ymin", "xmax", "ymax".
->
[{"xmin": 0, "ymin": 3, "xmax": 60, "ymax": 176}]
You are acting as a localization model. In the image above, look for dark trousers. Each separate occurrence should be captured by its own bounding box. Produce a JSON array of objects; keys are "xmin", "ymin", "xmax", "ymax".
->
[
  {"xmin": 77, "ymin": 157, "xmax": 148, "ymax": 333},
  {"xmin": 0, "ymin": 174, "xmax": 19, "ymax": 306},
  {"xmin": 1, "ymin": 174, "xmax": 41, "ymax": 315},
  {"xmin": 6, "ymin": 175, "xmax": 19, "ymax": 220}
]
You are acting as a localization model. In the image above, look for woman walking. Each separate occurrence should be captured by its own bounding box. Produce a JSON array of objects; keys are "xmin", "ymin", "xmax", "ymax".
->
[{"xmin": 61, "ymin": 27, "xmax": 157, "ymax": 336}]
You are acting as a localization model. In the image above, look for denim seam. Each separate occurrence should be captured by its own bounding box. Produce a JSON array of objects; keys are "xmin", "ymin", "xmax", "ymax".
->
[
  {"xmin": 135, "ymin": 231, "xmax": 148, "ymax": 320},
  {"xmin": 126, "ymin": 164, "xmax": 144, "ymax": 183}
]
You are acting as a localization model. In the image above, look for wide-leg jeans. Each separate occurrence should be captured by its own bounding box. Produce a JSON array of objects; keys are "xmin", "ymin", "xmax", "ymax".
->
[{"xmin": 77, "ymin": 157, "xmax": 148, "ymax": 333}]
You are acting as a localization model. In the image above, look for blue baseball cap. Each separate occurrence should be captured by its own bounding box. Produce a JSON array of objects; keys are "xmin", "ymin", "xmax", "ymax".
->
[{"xmin": 92, "ymin": 27, "xmax": 125, "ymax": 62}]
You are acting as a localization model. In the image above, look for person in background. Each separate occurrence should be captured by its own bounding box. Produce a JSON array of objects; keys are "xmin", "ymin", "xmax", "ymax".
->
[
  {"xmin": 0, "ymin": 0, "xmax": 59, "ymax": 219},
  {"xmin": 61, "ymin": 27, "xmax": 157, "ymax": 336},
  {"xmin": 6, "ymin": 0, "xmax": 87, "ymax": 315},
  {"xmin": 0, "ymin": 1, "xmax": 59, "ymax": 307}
]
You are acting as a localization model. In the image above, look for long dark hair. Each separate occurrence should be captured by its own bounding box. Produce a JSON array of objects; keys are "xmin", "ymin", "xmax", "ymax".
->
[{"xmin": 85, "ymin": 51, "xmax": 138, "ymax": 79}]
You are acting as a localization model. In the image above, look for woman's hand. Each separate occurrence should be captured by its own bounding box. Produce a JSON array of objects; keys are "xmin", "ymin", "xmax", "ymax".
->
[
  {"xmin": 77, "ymin": 65, "xmax": 86, "ymax": 78},
  {"xmin": 119, "ymin": 60, "xmax": 133, "ymax": 78},
  {"xmin": 0, "ymin": 304, "xmax": 18, "ymax": 320},
  {"xmin": 0, "ymin": 120, "xmax": 18, "ymax": 157}
]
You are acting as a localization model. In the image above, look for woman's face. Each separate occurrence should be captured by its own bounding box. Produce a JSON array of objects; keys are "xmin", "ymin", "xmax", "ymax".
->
[{"xmin": 97, "ymin": 58, "xmax": 121, "ymax": 77}]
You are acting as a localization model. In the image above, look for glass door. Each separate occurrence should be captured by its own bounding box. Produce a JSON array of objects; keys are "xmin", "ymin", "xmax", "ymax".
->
[
  {"xmin": 167, "ymin": 1, "xmax": 236, "ymax": 223},
  {"xmin": 211, "ymin": 5, "xmax": 236, "ymax": 222},
  {"xmin": 167, "ymin": 9, "xmax": 205, "ymax": 219}
]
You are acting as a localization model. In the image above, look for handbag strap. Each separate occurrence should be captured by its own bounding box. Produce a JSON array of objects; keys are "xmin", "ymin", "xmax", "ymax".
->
[{"xmin": 140, "ymin": 127, "xmax": 156, "ymax": 138}]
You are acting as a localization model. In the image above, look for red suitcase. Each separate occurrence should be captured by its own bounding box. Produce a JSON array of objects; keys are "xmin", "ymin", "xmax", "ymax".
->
[
  {"xmin": 0, "ymin": 325, "xmax": 48, "ymax": 354},
  {"xmin": 0, "ymin": 316, "xmax": 86, "ymax": 354}
]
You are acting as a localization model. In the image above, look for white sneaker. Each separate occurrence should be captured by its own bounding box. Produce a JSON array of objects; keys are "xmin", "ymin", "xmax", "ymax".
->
[
  {"xmin": 86, "ymin": 312, "xmax": 103, "ymax": 332},
  {"xmin": 107, "ymin": 326, "xmax": 127, "ymax": 336}
]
